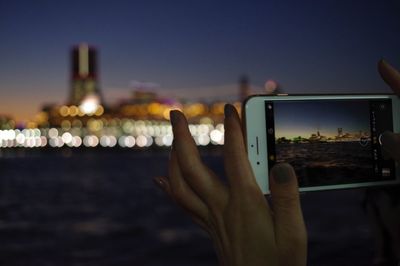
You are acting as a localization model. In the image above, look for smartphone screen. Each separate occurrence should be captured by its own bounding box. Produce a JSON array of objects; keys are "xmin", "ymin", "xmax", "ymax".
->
[{"xmin": 265, "ymin": 99, "xmax": 396, "ymax": 188}]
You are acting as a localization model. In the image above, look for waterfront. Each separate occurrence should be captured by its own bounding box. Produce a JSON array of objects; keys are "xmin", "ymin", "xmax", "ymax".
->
[
  {"xmin": 0, "ymin": 148, "xmax": 375, "ymax": 265},
  {"xmin": 276, "ymin": 142, "xmax": 374, "ymax": 187}
]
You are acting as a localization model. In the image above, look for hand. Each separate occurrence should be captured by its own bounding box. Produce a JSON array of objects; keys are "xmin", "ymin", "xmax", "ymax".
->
[
  {"xmin": 379, "ymin": 59, "xmax": 400, "ymax": 161},
  {"xmin": 365, "ymin": 60, "xmax": 400, "ymax": 265},
  {"xmin": 154, "ymin": 104, "xmax": 307, "ymax": 266}
]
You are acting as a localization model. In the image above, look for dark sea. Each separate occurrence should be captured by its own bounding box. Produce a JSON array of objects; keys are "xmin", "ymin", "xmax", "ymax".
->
[
  {"xmin": 0, "ymin": 148, "xmax": 376, "ymax": 265},
  {"xmin": 276, "ymin": 142, "xmax": 375, "ymax": 187}
]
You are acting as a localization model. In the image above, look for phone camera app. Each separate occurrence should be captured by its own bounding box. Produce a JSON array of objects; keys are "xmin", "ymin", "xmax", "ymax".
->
[{"xmin": 265, "ymin": 98, "xmax": 395, "ymax": 188}]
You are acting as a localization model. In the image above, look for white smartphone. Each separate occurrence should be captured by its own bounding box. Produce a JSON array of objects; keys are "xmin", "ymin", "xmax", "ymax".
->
[{"xmin": 244, "ymin": 94, "xmax": 400, "ymax": 194}]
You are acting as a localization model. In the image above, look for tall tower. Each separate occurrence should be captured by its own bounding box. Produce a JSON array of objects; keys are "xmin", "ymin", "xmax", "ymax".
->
[
  {"xmin": 69, "ymin": 43, "xmax": 102, "ymax": 105},
  {"xmin": 239, "ymin": 75, "xmax": 251, "ymax": 102}
]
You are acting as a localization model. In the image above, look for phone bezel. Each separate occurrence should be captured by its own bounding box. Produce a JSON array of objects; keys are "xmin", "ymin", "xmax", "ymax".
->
[{"xmin": 244, "ymin": 94, "xmax": 400, "ymax": 194}]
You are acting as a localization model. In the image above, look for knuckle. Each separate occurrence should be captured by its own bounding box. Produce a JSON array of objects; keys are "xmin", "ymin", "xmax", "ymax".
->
[
  {"xmin": 273, "ymin": 193, "xmax": 300, "ymax": 207},
  {"xmin": 238, "ymin": 182, "xmax": 264, "ymax": 200}
]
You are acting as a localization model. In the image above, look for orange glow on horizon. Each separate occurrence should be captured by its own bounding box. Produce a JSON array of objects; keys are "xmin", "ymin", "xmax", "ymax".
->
[{"xmin": 0, "ymin": 103, "xmax": 39, "ymax": 124}]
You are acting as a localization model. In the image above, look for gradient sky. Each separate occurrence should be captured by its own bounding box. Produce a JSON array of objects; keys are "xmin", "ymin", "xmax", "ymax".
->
[
  {"xmin": 274, "ymin": 100, "xmax": 370, "ymax": 138},
  {"xmin": 1, "ymin": 0, "xmax": 400, "ymax": 121}
]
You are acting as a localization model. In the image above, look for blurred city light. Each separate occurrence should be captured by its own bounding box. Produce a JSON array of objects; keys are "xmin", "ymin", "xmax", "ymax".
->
[
  {"xmin": 79, "ymin": 95, "xmax": 100, "ymax": 115},
  {"xmin": 0, "ymin": 44, "xmax": 245, "ymax": 150},
  {"xmin": 0, "ymin": 117, "xmax": 227, "ymax": 149}
]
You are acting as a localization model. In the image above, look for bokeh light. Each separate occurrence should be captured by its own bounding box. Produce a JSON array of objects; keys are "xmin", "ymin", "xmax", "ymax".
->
[{"xmin": 79, "ymin": 94, "xmax": 100, "ymax": 115}]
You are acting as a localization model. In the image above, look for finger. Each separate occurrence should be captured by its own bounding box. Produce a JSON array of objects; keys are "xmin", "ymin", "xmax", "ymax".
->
[
  {"xmin": 269, "ymin": 163, "xmax": 307, "ymax": 259},
  {"xmin": 169, "ymin": 147, "xmax": 209, "ymax": 221},
  {"xmin": 380, "ymin": 131, "xmax": 400, "ymax": 162},
  {"xmin": 170, "ymin": 110, "xmax": 228, "ymax": 210},
  {"xmin": 154, "ymin": 174, "xmax": 210, "ymax": 231},
  {"xmin": 364, "ymin": 194, "xmax": 387, "ymax": 263},
  {"xmin": 223, "ymin": 104, "xmax": 259, "ymax": 191},
  {"xmin": 374, "ymin": 191, "xmax": 400, "ymax": 251},
  {"xmin": 378, "ymin": 59, "xmax": 400, "ymax": 95}
]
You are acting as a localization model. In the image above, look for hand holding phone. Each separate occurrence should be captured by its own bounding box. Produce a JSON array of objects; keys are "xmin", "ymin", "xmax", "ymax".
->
[
  {"xmin": 156, "ymin": 106, "xmax": 307, "ymax": 266},
  {"xmin": 379, "ymin": 60, "xmax": 400, "ymax": 161},
  {"xmin": 366, "ymin": 59, "xmax": 400, "ymax": 264},
  {"xmin": 244, "ymin": 81, "xmax": 400, "ymax": 194}
]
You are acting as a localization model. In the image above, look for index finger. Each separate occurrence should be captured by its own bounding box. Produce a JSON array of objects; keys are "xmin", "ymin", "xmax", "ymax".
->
[
  {"xmin": 378, "ymin": 59, "xmax": 400, "ymax": 95},
  {"xmin": 170, "ymin": 110, "xmax": 228, "ymax": 209},
  {"xmin": 223, "ymin": 104, "xmax": 260, "ymax": 191}
]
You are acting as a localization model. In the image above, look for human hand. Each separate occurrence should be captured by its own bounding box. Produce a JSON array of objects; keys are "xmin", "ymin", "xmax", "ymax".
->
[
  {"xmin": 154, "ymin": 104, "xmax": 307, "ymax": 266},
  {"xmin": 379, "ymin": 59, "xmax": 400, "ymax": 161},
  {"xmin": 365, "ymin": 60, "xmax": 400, "ymax": 265}
]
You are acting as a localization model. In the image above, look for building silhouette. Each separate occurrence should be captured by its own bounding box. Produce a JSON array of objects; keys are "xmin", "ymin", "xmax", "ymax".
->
[{"xmin": 69, "ymin": 44, "xmax": 102, "ymax": 105}]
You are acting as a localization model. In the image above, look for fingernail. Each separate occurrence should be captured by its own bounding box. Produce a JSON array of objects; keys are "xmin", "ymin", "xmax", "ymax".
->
[
  {"xmin": 170, "ymin": 110, "xmax": 180, "ymax": 126},
  {"xmin": 379, "ymin": 58, "xmax": 392, "ymax": 68},
  {"xmin": 153, "ymin": 177, "xmax": 166, "ymax": 189},
  {"xmin": 270, "ymin": 163, "xmax": 296, "ymax": 184},
  {"xmin": 224, "ymin": 104, "xmax": 236, "ymax": 118}
]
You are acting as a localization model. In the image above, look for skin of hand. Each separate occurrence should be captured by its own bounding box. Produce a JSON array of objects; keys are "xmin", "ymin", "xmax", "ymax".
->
[
  {"xmin": 366, "ymin": 59, "xmax": 400, "ymax": 264},
  {"xmin": 154, "ymin": 104, "xmax": 307, "ymax": 266},
  {"xmin": 379, "ymin": 59, "xmax": 400, "ymax": 161}
]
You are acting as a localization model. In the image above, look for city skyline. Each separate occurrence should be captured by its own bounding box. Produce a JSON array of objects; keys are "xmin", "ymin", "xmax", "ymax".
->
[
  {"xmin": 274, "ymin": 100, "xmax": 370, "ymax": 139},
  {"xmin": 1, "ymin": 1, "xmax": 400, "ymax": 121}
]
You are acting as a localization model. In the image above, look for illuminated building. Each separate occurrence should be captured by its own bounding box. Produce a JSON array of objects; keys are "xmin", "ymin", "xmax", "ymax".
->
[
  {"xmin": 0, "ymin": 115, "xmax": 15, "ymax": 130},
  {"xmin": 69, "ymin": 44, "xmax": 102, "ymax": 105},
  {"xmin": 0, "ymin": 45, "xmax": 245, "ymax": 149},
  {"xmin": 131, "ymin": 91, "xmax": 158, "ymax": 103}
]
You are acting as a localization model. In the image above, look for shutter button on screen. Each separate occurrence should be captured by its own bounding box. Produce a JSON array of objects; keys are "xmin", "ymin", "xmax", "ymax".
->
[{"xmin": 378, "ymin": 133, "xmax": 383, "ymax": 146}]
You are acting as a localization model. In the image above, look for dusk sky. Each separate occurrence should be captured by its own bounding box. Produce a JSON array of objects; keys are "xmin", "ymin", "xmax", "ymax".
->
[
  {"xmin": 1, "ymin": 0, "xmax": 400, "ymax": 121},
  {"xmin": 274, "ymin": 100, "xmax": 371, "ymax": 139}
]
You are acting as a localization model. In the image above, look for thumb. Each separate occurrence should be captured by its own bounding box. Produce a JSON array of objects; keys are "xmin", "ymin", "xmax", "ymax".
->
[
  {"xmin": 269, "ymin": 163, "xmax": 307, "ymax": 253},
  {"xmin": 270, "ymin": 163, "xmax": 301, "ymax": 215},
  {"xmin": 380, "ymin": 131, "xmax": 400, "ymax": 162}
]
